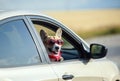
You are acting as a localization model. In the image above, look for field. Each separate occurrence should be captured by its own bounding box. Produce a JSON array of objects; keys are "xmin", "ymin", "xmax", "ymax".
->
[{"xmin": 44, "ymin": 9, "xmax": 120, "ymax": 39}]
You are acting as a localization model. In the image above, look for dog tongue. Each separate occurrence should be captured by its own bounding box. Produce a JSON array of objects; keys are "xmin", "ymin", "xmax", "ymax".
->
[
  {"xmin": 49, "ymin": 51, "xmax": 62, "ymax": 61},
  {"xmin": 52, "ymin": 51, "xmax": 58, "ymax": 54}
]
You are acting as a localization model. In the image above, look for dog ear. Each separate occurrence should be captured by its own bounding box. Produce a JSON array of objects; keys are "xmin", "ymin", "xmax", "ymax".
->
[
  {"xmin": 40, "ymin": 30, "xmax": 48, "ymax": 41},
  {"xmin": 55, "ymin": 28, "xmax": 62, "ymax": 38}
]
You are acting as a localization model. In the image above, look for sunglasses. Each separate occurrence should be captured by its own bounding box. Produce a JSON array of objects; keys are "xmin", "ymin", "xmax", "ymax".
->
[{"xmin": 47, "ymin": 39, "xmax": 64, "ymax": 45}]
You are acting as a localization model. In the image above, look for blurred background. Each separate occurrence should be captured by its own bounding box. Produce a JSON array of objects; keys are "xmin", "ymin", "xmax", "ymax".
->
[{"xmin": 0, "ymin": 0, "xmax": 120, "ymax": 69}]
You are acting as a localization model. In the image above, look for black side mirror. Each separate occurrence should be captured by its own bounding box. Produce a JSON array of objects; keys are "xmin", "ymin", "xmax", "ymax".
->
[{"xmin": 90, "ymin": 43, "xmax": 107, "ymax": 59}]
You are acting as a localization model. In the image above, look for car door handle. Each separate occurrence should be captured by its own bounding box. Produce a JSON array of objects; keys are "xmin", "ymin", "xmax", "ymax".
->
[{"xmin": 62, "ymin": 74, "xmax": 74, "ymax": 80}]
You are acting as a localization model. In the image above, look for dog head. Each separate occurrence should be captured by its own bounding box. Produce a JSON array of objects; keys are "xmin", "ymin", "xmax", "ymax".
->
[{"xmin": 40, "ymin": 28, "xmax": 63, "ymax": 54}]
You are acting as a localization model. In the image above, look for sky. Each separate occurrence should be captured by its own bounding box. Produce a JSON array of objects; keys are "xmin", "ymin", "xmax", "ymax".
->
[{"xmin": 0, "ymin": 0, "xmax": 120, "ymax": 11}]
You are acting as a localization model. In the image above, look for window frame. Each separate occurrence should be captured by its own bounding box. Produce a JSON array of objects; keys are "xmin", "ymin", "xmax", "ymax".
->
[{"xmin": 26, "ymin": 15, "xmax": 89, "ymax": 63}]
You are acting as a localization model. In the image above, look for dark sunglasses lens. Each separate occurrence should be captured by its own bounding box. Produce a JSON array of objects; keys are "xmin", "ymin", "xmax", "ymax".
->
[
  {"xmin": 57, "ymin": 40, "xmax": 63, "ymax": 45},
  {"xmin": 49, "ymin": 40, "xmax": 55, "ymax": 44}
]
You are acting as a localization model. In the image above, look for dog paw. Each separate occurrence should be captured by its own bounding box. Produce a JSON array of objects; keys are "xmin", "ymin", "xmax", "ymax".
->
[{"xmin": 59, "ymin": 57, "xmax": 64, "ymax": 62}]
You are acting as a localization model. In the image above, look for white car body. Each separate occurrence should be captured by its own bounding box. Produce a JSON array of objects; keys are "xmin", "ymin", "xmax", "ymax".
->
[{"xmin": 0, "ymin": 11, "xmax": 119, "ymax": 81}]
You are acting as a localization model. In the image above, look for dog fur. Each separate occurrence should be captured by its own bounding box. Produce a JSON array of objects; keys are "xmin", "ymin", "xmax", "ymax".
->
[{"xmin": 40, "ymin": 28, "xmax": 63, "ymax": 61}]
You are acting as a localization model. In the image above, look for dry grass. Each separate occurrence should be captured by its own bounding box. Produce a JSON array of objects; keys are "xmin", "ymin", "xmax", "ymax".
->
[{"xmin": 44, "ymin": 9, "xmax": 120, "ymax": 38}]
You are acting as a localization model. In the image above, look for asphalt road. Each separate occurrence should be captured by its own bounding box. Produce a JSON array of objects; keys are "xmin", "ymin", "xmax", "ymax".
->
[{"xmin": 86, "ymin": 34, "xmax": 120, "ymax": 70}]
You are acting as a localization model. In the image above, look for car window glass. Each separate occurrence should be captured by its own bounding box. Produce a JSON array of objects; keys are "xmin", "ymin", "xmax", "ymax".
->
[
  {"xmin": 0, "ymin": 19, "xmax": 41, "ymax": 68},
  {"xmin": 32, "ymin": 21, "xmax": 80, "ymax": 62}
]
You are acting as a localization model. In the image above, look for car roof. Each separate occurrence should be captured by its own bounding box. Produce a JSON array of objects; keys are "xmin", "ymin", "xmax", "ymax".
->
[{"xmin": 0, "ymin": 10, "xmax": 52, "ymax": 20}]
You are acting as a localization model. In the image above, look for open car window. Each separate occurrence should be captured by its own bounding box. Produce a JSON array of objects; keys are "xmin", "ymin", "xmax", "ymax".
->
[
  {"xmin": 32, "ymin": 20, "xmax": 81, "ymax": 61},
  {"xmin": 34, "ymin": 24, "xmax": 74, "ymax": 49}
]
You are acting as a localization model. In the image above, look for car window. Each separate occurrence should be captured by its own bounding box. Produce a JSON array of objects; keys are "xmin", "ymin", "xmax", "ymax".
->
[
  {"xmin": 34, "ymin": 24, "xmax": 74, "ymax": 48},
  {"xmin": 32, "ymin": 20, "xmax": 80, "ymax": 62},
  {"xmin": 0, "ymin": 19, "xmax": 41, "ymax": 68}
]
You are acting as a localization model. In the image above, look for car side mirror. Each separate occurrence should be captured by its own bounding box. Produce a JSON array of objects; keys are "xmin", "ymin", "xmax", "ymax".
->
[{"xmin": 90, "ymin": 43, "xmax": 107, "ymax": 59}]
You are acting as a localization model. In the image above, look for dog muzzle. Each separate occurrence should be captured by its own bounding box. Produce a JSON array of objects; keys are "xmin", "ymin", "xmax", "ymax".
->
[{"xmin": 49, "ymin": 51, "xmax": 62, "ymax": 61}]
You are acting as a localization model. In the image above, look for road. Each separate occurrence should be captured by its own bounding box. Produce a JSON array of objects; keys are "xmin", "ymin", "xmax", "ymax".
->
[{"xmin": 86, "ymin": 34, "xmax": 120, "ymax": 70}]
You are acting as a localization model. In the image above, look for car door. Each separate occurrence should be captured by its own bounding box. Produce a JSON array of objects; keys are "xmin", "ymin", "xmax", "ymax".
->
[
  {"xmin": 27, "ymin": 15, "xmax": 103, "ymax": 81},
  {"xmin": 0, "ymin": 16, "xmax": 58, "ymax": 81}
]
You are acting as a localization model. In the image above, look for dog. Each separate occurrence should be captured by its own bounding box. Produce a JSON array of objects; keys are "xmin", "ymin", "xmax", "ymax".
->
[{"xmin": 40, "ymin": 28, "xmax": 64, "ymax": 62}]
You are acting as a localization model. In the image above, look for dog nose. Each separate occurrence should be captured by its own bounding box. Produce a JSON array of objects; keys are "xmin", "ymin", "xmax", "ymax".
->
[{"xmin": 55, "ymin": 47, "xmax": 59, "ymax": 50}]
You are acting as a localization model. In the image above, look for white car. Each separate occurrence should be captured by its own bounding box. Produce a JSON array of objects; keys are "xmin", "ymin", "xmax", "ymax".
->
[{"xmin": 0, "ymin": 10, "xmax": 119, "ymax": 81}]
